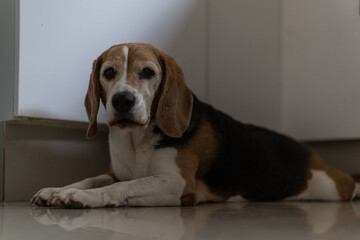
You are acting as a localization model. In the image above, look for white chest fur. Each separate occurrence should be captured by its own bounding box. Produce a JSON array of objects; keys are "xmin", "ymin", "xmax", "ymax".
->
[{"xmin": 109, "ymin": 126, "xmax": 180, "ymax": 181}]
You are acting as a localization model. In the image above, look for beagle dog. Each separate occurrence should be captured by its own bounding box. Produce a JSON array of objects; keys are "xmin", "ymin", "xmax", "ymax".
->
[{"xmin": 31, "ymin": 43, "xmax": 360, "ymax": 208}]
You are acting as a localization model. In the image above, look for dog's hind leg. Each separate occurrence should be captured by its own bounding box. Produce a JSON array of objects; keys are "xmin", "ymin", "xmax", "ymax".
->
[{"xmin": 287, "ymin": 154, "xmax": 356, "ymax": 201}]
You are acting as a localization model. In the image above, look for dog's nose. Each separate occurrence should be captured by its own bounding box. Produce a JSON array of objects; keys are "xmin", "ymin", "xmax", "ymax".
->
[{"xmin": 112, "ymin": 92, "xmax": 136, "ymax": 113}]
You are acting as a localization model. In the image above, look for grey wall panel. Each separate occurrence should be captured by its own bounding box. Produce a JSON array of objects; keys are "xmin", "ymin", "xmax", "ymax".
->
[
  {"xmin": 208, "ymin": 0, "xmax": 282, "ymax": 131},
  {"xmin": 3, "ymin": 121, "xmax": 110, "ymax": 201}
]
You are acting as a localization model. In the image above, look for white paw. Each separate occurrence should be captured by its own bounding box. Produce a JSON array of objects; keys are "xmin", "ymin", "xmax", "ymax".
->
[
  {"xmin": 46, "ymin": 188, "xmax": 91, "ymax": 208},
  {"xmin": 30, "ymin": 187, "xmax": 62, "ymax": 206}
]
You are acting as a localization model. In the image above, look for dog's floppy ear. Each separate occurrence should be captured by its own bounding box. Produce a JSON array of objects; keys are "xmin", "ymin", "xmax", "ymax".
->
[
  {"xmin": 156, "ymin": 53, "xmax": 193, "ymax": 138},
  {"xmin": 84, "ymin": 57, "xmax": 102, "ymax": 139}
]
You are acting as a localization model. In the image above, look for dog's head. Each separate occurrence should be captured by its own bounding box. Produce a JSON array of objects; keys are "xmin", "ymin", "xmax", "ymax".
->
[{"xmin": 85, "ymin": 43, "xmax": 193, "ymax": 139}]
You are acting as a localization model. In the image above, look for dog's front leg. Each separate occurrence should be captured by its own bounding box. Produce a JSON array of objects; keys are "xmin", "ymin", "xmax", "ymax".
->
[
  {"xmin": 47, "ymin": 174, "xmax": 185, "ymax": 208},
  {"xmin": 31, "ymin": 174, "xmax": 115, "ymax": 206}
]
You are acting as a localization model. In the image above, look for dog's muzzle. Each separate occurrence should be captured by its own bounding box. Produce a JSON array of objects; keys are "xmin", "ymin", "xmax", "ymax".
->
[
  {"xmin": 109, "ymin": 92, "xmax": 146, "ymax": 128},
  {"xmin": 111, "ymin": 92, "xmax": 136, "ymax": 113}
]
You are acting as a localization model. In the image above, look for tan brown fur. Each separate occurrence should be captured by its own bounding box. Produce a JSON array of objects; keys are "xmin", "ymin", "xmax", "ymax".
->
[
  {"xmin": 124, "ymin": 45, "xmax": 162, "ymax": 89},
  {"xmin": 85, "ymin": 58, "xmax": 103, "ymax": 139},
  {"xmin": 195, "ymin": 180, "xmax": 228, "ymax": 203},
  {"xmin": 175, "ymin": 120, "xmax": 223, "ymax": 206},
  {"xmin": 101, "ymin": 47, "xmax": 126, "ymax": 83},
  {"xmin": 154, "ymin": 51, "xmax": 193, "ymax": 138}
]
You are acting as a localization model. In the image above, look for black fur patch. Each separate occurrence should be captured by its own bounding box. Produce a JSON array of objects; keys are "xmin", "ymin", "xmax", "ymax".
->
[{"xmin": 202, "ymin": 101, "xmax": 311, "ymax": 201}]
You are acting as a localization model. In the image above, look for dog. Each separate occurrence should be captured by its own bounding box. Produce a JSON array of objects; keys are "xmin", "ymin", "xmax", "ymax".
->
[{"xmin": 31, "ymin": 43, "xmax": 360, "ymax": 208}]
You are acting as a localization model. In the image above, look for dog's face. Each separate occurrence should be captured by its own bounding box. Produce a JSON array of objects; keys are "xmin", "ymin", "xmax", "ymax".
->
[
  {"xmin": 99, "ymin": 45, "xmax": 163, "ymax": 129},
  {"xmin": 85, "ymin": 43, "xmax": 193, "ymax": 139}
]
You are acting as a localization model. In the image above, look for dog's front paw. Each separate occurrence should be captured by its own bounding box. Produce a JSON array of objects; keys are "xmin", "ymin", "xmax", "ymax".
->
[
  {"xmin": 31, "ymin": 187, "xmax": 63, "ymax": 206},
  {"xmin": 47, "ymin": 188, "xmax": 91, "ymax": 209}
]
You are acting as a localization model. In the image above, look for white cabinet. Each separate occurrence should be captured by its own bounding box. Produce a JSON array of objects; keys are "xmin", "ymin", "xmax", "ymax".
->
[
  {"xmin": 1, "ymin": 0, "xmax": 206, "ymax": 123},
  {"xmin": 1, "ymin": 0, "xmax": 360, "ymax": 141}
]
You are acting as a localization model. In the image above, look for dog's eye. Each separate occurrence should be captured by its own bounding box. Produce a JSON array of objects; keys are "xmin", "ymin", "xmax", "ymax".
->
[
  {"xmin": 139, "ymin": 68, "xmax": 155, "ymax": 79},
  {"xmin": 104, "ymin": 68, "xmax": 115, "ymax": 80}
]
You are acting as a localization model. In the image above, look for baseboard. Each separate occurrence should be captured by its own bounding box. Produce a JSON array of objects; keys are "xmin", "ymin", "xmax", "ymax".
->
[
  {"xmin": 1, "ymin": 120, "xmax": 110, "ymax": 201},
  {"xmin": 306, "ymin": 140, "xmax": 360, "ymax": 175}
]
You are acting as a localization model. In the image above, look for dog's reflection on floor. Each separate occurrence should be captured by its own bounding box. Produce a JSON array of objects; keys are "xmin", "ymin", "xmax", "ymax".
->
[{"xmin": 31, "ymin": 202, "xmax": 360, "ymax": 239}]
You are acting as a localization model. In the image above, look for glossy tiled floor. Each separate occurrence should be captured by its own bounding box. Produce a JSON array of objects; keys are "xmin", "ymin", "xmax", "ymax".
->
[{"xmin": 1, "ymin": 201, "xmax": 360, "ymax": 240}]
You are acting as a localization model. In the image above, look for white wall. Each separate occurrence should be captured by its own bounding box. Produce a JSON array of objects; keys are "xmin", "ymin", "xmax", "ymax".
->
[
  {"xmin": 0, "ymin": 0, "xmax": 16, "ymax": 121},
  {"xmin": 16, "ymin": 0, "xmax": 206, "ymax": 123}
]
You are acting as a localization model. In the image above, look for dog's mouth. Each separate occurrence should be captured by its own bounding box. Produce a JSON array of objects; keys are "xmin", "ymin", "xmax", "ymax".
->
[{"xmin": 109, "ymin": 118, "xmax": 146, "ymax": 129}]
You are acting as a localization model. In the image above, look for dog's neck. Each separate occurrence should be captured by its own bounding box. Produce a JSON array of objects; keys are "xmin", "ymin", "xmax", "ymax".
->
[
  {"xmin": 109, "ymin": 121, "xmax": 159, "ymax": 148},
  {"xmin": 108, "ymin": 121, "xmax": 161, "ymax": 181}
]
